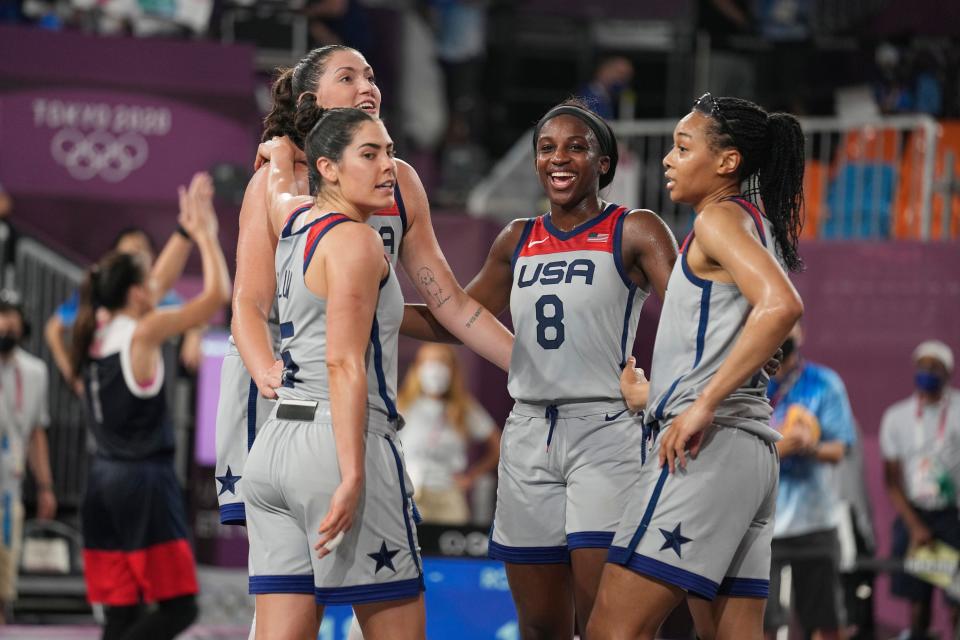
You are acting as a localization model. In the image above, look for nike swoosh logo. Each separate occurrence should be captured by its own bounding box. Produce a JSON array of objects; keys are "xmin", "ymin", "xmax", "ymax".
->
[
  {"xmin": 527, "ymin": 238, "xmax": 549, "ymax": 247},
  {"xmin": 604, "ymin": 409, "xmax": 628, "ymax": 421}
]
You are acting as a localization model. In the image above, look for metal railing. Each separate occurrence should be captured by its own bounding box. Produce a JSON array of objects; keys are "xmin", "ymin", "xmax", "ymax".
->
[
  {"xmin": 468, "ymin": 114, "xmax": 950, "ymax": 242},
  {"xmin": 14, "ymin": 238, "xmax": 87, "ymax": 511}
]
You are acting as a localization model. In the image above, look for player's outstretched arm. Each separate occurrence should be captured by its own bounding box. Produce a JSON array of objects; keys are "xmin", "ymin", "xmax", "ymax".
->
[
  {"xmin": 396, "ymin": 160, "xmax": 515, "ymax": 371},
  {"xmin": 136, "ymin": 174, "xmax": 232, "ymax": 352}
]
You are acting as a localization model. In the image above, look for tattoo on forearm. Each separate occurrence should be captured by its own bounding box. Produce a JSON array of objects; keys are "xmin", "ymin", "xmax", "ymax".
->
[
  {"xmin": 416, "ymin": 267, "xmax": 451, "ymax": 308},
  {"xmin": 465, "ymin": 306, "xmax": 482, "ymax": 329}
]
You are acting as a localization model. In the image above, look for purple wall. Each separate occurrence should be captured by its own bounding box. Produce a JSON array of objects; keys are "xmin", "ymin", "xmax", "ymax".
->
[
  {"xmin": 791, "ymin": 241, "xmax": 960, "ymax": 635},
  {"xmin": 0, "ymin": 26, "xmax": 259, "ymax": 271}
]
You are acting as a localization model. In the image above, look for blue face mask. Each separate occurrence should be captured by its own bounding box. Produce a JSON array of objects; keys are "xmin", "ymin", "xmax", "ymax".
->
[{"xmin": 915, "ymin": 371, "xmax": 945, "ymax": 393}]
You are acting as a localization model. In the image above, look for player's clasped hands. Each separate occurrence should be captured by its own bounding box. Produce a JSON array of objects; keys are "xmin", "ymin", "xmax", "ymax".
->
[
  {"xmin": 658, "ymin": 400, "xmax": 715, "ymax": 474},
  {"xmin": 254, "ymin": 135, "xmax": 306, "ymax": 172},
  {"xmin": 315, "ymin": 477, "xmax": 363, "ymax": 559}
]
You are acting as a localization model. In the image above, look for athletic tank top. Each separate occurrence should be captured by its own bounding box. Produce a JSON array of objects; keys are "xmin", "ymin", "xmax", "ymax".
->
[
  {"xmin": 227, "ymin": 185, "xmax": 407, "ymax": 353},
  {"xmin": 273, "ymin": 207, "xmax": 404, "ymax": 420},
  {"xmin": 83, "ymin": 315, "xmax": 173, "ymax": 460},
  {"xmin": 644, "ymin": 196, "xmax": 782, "ymax": 441},
  {"xmin": 508, "ymin": 203, "xmax": 649, "ymax": 403}
]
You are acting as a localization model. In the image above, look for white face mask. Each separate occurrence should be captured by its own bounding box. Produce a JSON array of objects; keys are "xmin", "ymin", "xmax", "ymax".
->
[{"xmin": 418, "ymin": 360, "xmax": 452, "ymax": 396}]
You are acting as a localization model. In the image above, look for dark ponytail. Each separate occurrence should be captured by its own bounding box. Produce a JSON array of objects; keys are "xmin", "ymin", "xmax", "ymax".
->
[
  {"xmin": 260, "ymin": 45, "xmax": 359, "ymax": 147},
  {"xmin": 71, "ymin": 252, "xmax": 147, "ymax": 373},
  {"xmin": 698, "ymin": 96, "xmax": 805, "ymax": 272},
  {"xmin": 293, "ymin": 93, "xmax": 326, "ymax": 151},
  {"xmin": 261, "ymin": 68, "xmax": 297, "ymax": 143},
  {"xmin": 759, "ymin": 113, "xmax": 805, "ymax": 272}
]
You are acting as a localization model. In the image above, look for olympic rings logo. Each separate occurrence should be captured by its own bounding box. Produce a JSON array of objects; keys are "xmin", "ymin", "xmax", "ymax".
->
[{"xmin": 50, "ymin": 128, "xmax": 149, "ymax": 182}]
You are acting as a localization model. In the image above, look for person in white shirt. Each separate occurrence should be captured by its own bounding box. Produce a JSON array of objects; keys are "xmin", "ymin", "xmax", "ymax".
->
[
  {"xmin": 398, "ymin": 344, "xmax": 500, "ymax": 525},
  {"xmin": 880, "ymin": 339, "xmax": 960, "ymax": 640},
  {"xmin": 0, "ymin": 291, "xmax": 56, "ymax": 623}
]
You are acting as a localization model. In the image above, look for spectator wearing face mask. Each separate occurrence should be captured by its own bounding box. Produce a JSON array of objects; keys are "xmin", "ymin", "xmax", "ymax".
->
[
  {"xmin": 881, "ymin": 340, "xmax": 960, "ymax": 640},
  {"xmin": 397, "ymin": 344, "xmax": 500, "ymax": 525}
]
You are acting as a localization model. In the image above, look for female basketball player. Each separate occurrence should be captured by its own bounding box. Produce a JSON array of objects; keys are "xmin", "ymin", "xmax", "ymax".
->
[
  {"xmin": 401, "ymin": 99, "xmax": 679, "ymax": 639},
  {"xmin": 73, "ymin": 173, "xmax": 230, "ymax": 640},
  {"xmin": 216, "ymin": 44, "xmax": 512, "ymax": 530},
  {"xmin": 244, "ymin": 107, "xmax": 425, "ymax": 639},
  {"xmin": 587, "ymin": 94, "xmax": 805, "ymax": 640}
]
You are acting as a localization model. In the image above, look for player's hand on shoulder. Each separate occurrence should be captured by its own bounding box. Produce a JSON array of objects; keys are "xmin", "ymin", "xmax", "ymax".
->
[{"xmin": 620, "ymin": 356, "xmax": 649, "ymax": 413}]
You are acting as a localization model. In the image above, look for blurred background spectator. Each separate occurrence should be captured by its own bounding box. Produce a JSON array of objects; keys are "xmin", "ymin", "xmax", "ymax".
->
[
  {"xmin": 397, "ymin": 344, "xmax": 499, "ymax": 526},
  {"xmin": 765, "ymin": 321, "xmax": 857, "ymax": 640},
  {"xmin": 880, "ymin": 340, "xmax": 960, "ymax": 640},
  {"xmin": 0, "ymin": 290, "xmax": 55, "ymax": 624}
]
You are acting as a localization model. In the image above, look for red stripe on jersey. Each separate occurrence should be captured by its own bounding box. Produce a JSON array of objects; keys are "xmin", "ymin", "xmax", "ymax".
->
[
  {"xmin": 282, "ymin": 203, "xmax": 313, "ymax": 232},
  {"xmin": 518, "ymin": 207, "xmax": 625, "ymax": 259},
  {"xmin": 680, "ymin": 230, "xmax": 694, "ymax": 253},
  {"xmin": 373, "ymin": 202, "xmax": 400, "ymax": 217},
  {"xmin": 83, "ymin": 539, "xmax": 198, "ymax": 606},
  {"xmin": 303, "ymin": 213, "xmax": 350, "ymax": 263}
]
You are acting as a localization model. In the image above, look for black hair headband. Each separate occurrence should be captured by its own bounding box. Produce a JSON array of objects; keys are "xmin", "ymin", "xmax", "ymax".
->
[{"xmin": 533, "ymin": 106, "xmax": 619, "ymax": 189}]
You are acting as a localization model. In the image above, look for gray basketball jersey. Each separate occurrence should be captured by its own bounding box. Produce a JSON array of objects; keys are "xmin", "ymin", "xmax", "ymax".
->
[
  {"xmin": 508, "ymin": 204, "xmax": 648, "ymax": 403},
  {"xmin": 273, "ymin": 208, "xmax": 404, "ymax": 420},
  {"xmin": 264, "ymin": 189, "xmax": 407, "ymax": 351},
  {"xmin": 644, "ymin": 196, "xmax": 781, "ymax": 441}
]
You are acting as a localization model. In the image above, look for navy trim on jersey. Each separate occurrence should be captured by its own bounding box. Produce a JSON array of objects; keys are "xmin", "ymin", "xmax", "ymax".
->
[
  {"xmin": 567, "ymin": 531, "xmax": 615, "ymax": 550},
  {"xmin": 694, "ymin": 283, "xmax": 712, "ymax": 367},
  {"xmin": 680, "ymin": 240, "xmax": 712, "ymax": 289},
  {"xmin": 303, "ymin": 216, "xmax": 351, "ymax": 274},
  {"xmin": 246, "ymin": 379, "xmax": 257, "ymax": 451},
  {"xmin": 385, "ymin": 435, "xmax": 423, "ymax": 576},
  {"xmin": 249, "ymin": 574, "xmax": 315, "ymax": 594},
  {"xmin": 394, "ymin": 184, "xmax": 408, "ymax": 234},
  {"xmin": 612, "ymin": 206, "xmax": 634, "ymax": 288},
  {"xmin": 619, "ymin": 286, "xmax": 638, "ymax": 368},
  {"xmin": 510, "ymin": 219, "xmax": 536, "ymax": 275},
  {"xmin": 622, "ymin": 465, "xmax": 670, "ymax": 558},
  {"xmin": 370, "ymin": 316, "xmax": 398, "ymax": 421},
  {"xmin": 219, "ymin": 503, "xmax": 246, "ymax": 526},
  {"xmin": 279, "ymin": 321, "xmax": 294, "ymax": 339},
  {"xmin": 488, "ymin": 539, "xmax": 570, "ymax": 564},
  {"xmin": 607, "ymin": 547, "xmax": 719, "ymax": 600},
  {"xmin": 314, "ymin": 577, "xmax": 423, "ymax": 605},
  {"xmin": 718, "ymin": 576, "xmax": 769, "ymax": 598},
  {"xmin": 652, "ymin": 267, "xmax": 711, "ymax": 420},
  {"xmin": 726, "ymin": 196, "xmax": 767, "ymax": 247},
  {"xmin": 543, "ymin": 202, "xmax": 618, "ymax": 241},
  {"xmin": 654, "ymin": 376, "xmax": 684, "ymax": 421},
  {"xmin": 280, "ymin": 204, "xmax": 315, "ymax": 238}
]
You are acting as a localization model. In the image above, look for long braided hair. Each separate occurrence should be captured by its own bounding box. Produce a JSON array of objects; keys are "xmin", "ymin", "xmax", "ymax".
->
[{"xmin": 695, "ymin": 96, "xmax": 805, "ymax": 272}]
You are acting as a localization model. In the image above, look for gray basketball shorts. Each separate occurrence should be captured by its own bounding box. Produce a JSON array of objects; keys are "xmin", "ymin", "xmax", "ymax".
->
[
  {"xmin": 489, "ymin": 400, "xmax": 645, "ymax": 564},
  {"xmin": 608, "ymin": 424, "xmax": 779, "ymax": 600},
  {"xmin": 245, "ymin": 401, "xmax": 424, "ymax": 605},
  {"xmin": 214, "ymin": 341, "xmax": 275, "ymax": 525}
]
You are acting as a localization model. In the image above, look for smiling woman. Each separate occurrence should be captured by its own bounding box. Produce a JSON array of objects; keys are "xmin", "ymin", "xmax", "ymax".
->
[{"xmin": 402, "ymin": 99, "xmax": 679, "ymax": 639}]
